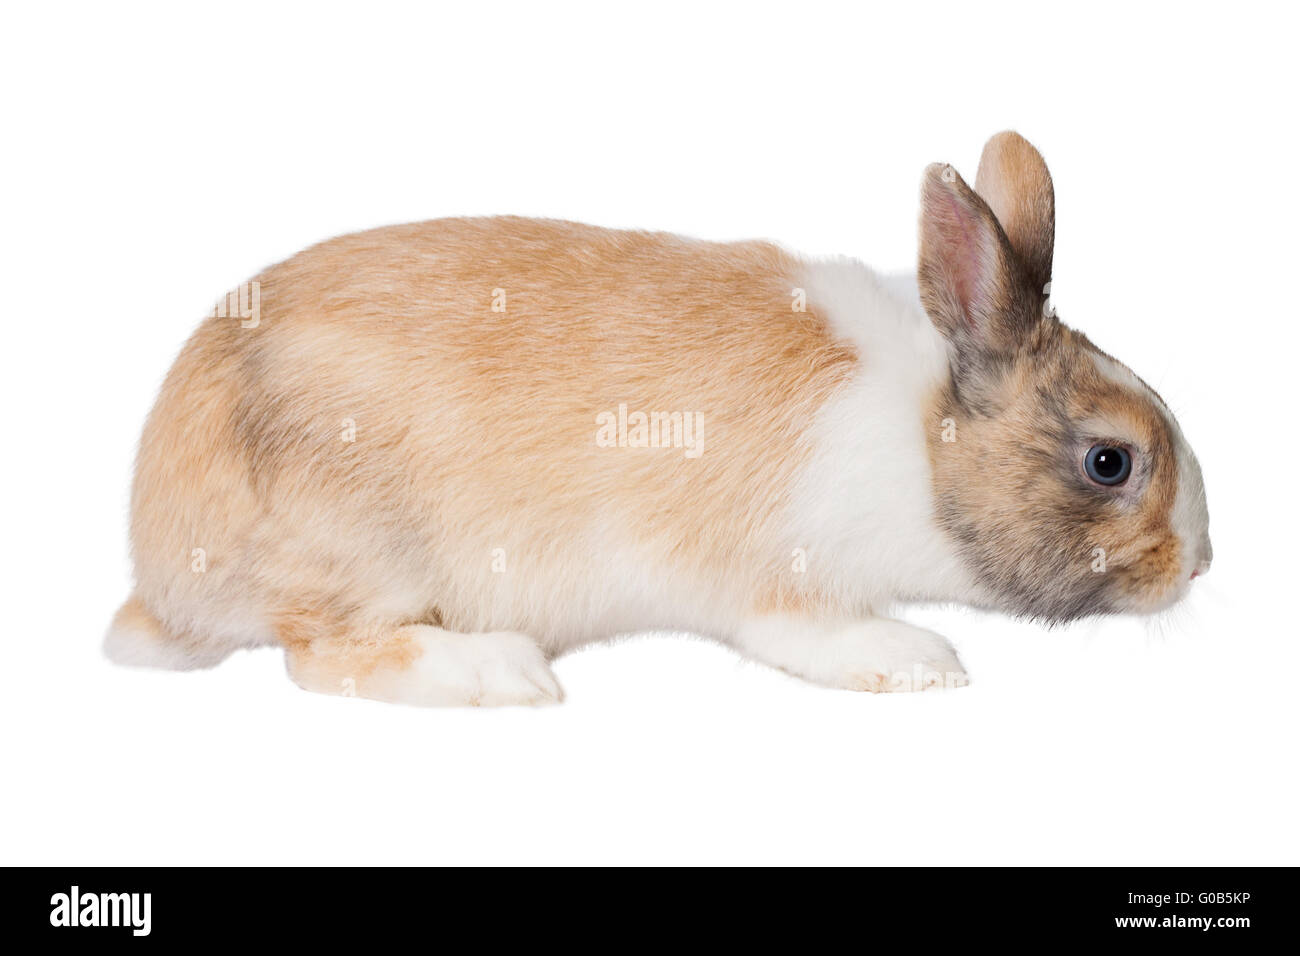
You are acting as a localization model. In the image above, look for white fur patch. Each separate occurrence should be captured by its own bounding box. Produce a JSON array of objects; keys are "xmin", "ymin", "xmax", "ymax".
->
[
  {"xmin": 785, "ymin": 258, "xmax": 978, "ymax": 613},
  {"xmin": 103, "ymin": 618, "xmax": 220, "ymax": 670}
]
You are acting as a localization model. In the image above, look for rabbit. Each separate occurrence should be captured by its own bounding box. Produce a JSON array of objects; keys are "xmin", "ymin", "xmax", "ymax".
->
[{"xmin": 105, "ymin": 131, "xmax": 1211, "ymax": 705}]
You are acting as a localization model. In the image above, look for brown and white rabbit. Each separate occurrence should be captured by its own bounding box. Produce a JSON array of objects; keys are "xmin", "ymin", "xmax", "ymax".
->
[{"xmin": 106, "ymin": 131, "xmax": 1211, "ymax": 705}]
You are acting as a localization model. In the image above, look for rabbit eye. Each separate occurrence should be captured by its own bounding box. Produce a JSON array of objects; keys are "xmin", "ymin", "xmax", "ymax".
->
[{"xmin": 1084, "ymin": 444, "xmax": 1132, "ymax": 486}]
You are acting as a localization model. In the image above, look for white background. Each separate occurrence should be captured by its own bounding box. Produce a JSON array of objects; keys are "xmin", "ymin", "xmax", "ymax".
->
[{"xmin": 3, "ymin": 2, "xmax": 1296, "ymax": 865}]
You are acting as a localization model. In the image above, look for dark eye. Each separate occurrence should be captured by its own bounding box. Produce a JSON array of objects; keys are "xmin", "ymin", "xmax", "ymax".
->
[{"xmin": 1084, "ymin": 444, "xmax": 1132, "ymax": 486}]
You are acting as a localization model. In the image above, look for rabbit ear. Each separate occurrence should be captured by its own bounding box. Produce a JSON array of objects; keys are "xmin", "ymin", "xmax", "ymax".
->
[
  {"xmin": 974, "ymin": 131, "xmax": 1055, "ymax": 292},
  {"xmin": 917, "ymin": 162, "xmax": 1033, "ymax": 359}
]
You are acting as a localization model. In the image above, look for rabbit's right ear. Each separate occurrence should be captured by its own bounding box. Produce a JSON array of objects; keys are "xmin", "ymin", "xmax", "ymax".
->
[
  {"xmin": 917, "ymin": 163, "xmax": 1032, "ymax": 361},
  {"xmin": 973, "ymin": 131, "xmax": 1055, "ymax": 292}
]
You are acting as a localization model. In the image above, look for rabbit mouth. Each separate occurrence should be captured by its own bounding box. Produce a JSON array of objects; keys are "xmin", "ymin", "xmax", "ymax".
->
[{"xmin": 946, "ymin": 528, "xmax": 1197, "ymax": 625}]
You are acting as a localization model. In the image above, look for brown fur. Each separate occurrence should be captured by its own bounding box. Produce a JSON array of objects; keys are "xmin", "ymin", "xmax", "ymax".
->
[
  {"xmin": 927, "ymin": 322, "xmax": 1183, "ymax": 620},
  {"xmin": 920, "ymin": 141, "xmax": 1187, "ymax": 620}
]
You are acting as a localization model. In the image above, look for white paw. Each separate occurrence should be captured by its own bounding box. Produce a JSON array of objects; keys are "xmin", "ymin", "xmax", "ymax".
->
[
  {"xmin": 373, "ymin": 628, "xmax": 564, "ymax": 707},
  {"xmin": 809, "ymin": 621, "xmax": 969, "ymax": 693}
]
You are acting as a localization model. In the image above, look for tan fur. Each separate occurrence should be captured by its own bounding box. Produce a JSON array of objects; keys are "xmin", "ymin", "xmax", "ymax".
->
[
  {"xmin": 974, "ymin": 131, "xmax": 1056, "ymax": 290},
  {"xmin": 110, "ymin": 595, "xmax": 158, "ymax": 637},
  {"xmin": 123, "ymin": 217, "xmax": 857, "ymax": 664},
  {"xmin": 927, "ymin": 322, "xmax": 1184, "ymax": 618},
  {"xmin": 279, "ymin": 610, "xmax": 421, "ymax": 698}
]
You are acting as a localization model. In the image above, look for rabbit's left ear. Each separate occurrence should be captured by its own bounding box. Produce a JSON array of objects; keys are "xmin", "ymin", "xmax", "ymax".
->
[
  {"xmin": 974, "ymin": 131, "xmax": 1055, "ymax": 292},
  {"xmin": 917, "ymin": 162, "xmax": 1031, "ymax": 359}
]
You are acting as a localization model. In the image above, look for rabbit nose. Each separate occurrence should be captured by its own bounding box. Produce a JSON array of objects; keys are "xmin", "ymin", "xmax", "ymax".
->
[{"xmin": 1190, "ymin": 541, "xmax": 1212, "ymax": 580}]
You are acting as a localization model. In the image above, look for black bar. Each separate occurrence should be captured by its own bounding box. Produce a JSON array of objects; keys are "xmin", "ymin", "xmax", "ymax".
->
[{"xmin": 6, "ymin": 867, "xmax": 1288, "ymax": 944}]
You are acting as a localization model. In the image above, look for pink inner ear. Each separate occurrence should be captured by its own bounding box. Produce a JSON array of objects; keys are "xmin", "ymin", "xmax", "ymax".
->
[{"xmin": 934, "ymin": 189, "xmax": 996, "ymax": 334}]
